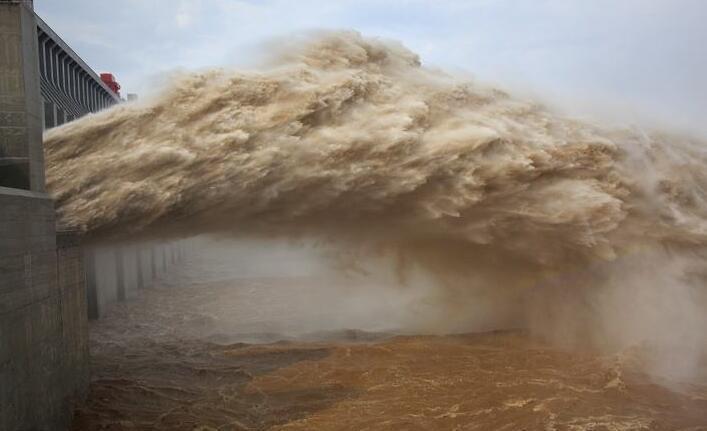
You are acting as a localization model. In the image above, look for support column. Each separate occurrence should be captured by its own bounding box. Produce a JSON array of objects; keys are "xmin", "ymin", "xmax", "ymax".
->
[
  {"xmin": 136, "ymin": 247, "xmax": 144, "ymax": 290},
  {"xmin": 150, "ymin": 245, "xmax": 157, "ymax": 281},
  {"xmin": 115, "ymin": 247, "xmax": 125, "ymax": 301},
  {"xmin": 162, "ymin": 244, "xmax": 167, "ymax": 272},
  {"xmin": 84, "ymin": 248, "xmax": 98, "ymax": 320}
]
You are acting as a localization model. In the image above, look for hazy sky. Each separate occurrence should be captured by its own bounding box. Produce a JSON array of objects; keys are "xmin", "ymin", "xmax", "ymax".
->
[{"xmin": 36, "ymin": 0, "xmax": 706, "ymax": 133}]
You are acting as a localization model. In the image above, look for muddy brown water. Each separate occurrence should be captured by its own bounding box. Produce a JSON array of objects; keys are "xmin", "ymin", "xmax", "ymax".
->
[{"xmin": 72, "ymin": 254, "xmax": 707, "ymax": 431}]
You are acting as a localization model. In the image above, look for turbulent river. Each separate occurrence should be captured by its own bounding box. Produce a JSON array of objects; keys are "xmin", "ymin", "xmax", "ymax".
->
[{"xmin": 71, "ymin": 240, "xmax": 707, "ymax": 431}]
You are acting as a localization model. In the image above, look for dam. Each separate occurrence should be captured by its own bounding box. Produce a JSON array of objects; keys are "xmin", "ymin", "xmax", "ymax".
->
[
  {"xmin": 2, "ymin": 1, "xmax": 707, "ymax": 430},
  {"xmin": 0, "ymin": 1, "xmax": 187, "ymax": 428}
]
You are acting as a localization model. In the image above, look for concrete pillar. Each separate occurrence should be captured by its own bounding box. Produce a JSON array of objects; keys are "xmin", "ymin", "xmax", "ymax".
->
[
  {"xmin": 43, "ymin": 99, "xmax": 54, "ymax": 129},
  {"xmin": 150, "ymin": 245, "xmax": 157, "ymax": 281},
  {"xmin": 55, "ymin": 106, "xmax": 64, "ymax": 126},
  {"xmin": 62, "ymin": 56, "xmax": 68, "ymax": 92},
  {"xmin": 70, "ymin": 64, "xmax": 76, "ymax": 99},
  {"xmin": 37, "ymin": 37, "xmax": 45, "ymax": 78},
  {"xmin": 115, "ymin": 247, "xmax": 125, "ymax": 301},
  {"xmin": 79, "ymin": 73, "xmax": 84, "ymax": 107},
  {"xmin": 162, "ymin": 244, "xmax": 168, "ymax": 272},
  {"xmin": 57, "ymin": 52, "xmax": 64, "ymax": 91},
  {"xmin": 84, "ymin": 80, "xmax": 90, "ymax": 110},
  {"xmin": 91, "ymin": 84, "xmax": 96, "ymax": 111},
  {"xmin": 84, "ymin": 248, "xmax": 98, "ymax": 320},
  {"xmin": 84, "ymin": 81, "xmax": 89, "ymax": 110},
  {"xmin": 43, "ymin": 40, "xmax": 51, "ymax": 81},
  {"xmin": 136, "ymin": 247, "xmax": 145, "ymax": 289},
  {"xmin": 84, "ymin": 76, "xmax": 89, "ymax": 109},
  {"xmin": 47, "ymin": 43, "xmax": 54, "ymax": 82},
  {"xmin": 52, "ymin": 47, "xmax": 58, "ymax": 86}
]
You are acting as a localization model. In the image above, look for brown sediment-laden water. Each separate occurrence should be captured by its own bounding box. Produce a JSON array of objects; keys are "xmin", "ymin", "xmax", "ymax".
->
[
  {"xmin": 71, "ymin": 243, "xmax": 707, "ymax": 430},
  {"xmin": 45, "ymin": 31, "xmax": 707, "ymax": 429}
]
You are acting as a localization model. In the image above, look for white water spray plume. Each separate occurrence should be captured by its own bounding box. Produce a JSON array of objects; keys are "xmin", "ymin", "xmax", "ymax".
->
[{"xmin": 45, "ymin": 32, "xmax": 707, "ymax": 381}]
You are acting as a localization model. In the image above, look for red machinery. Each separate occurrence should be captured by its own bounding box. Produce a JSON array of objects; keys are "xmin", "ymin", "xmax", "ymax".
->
[{"xmin": 100, "ymin": 73, "xmax": 121, "ymax": 97}]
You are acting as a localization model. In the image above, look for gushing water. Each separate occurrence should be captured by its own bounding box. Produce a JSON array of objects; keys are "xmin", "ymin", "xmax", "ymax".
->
[{"xmin": 46, "ymin": 32, "xmax": 707, "ymax": 383}]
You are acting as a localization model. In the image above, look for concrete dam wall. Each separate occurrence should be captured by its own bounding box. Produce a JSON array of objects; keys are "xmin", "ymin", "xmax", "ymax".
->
[
  {"xmin": 1, "ymin": 2, "xmax": 189, "ymax": 428},
  {"xmin": 0, "ymin": 1, "xmax": 88, "ymax": 428},
  {"xmin": 0, "ymin": 189, "xmax": 88, "ymax": 430}
]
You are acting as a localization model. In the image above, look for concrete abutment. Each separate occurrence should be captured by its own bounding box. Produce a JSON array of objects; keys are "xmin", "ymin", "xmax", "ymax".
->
[{"xmin": 1, "ymin": 2, "xmax": 192, "ymax": 428}]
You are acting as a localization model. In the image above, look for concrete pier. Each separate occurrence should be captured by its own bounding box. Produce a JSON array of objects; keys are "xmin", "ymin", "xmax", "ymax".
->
[
  {"xmin": 82, "ymin": 241, "xmax": 188, "ymax": 320},
  {"xmin": 0, "ymin": 190, "xmax": 90, "ymax": 430},
  {"xmin": 0, "ymin": 2, "xmax": 89, "ymax": 429},
  {"xmin": 1, "ymin": 2, "xmax": 192, "ymax": 428}
]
